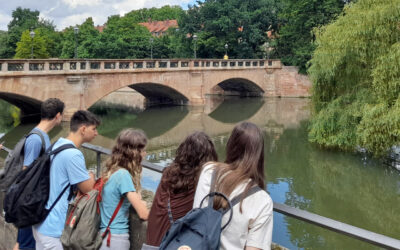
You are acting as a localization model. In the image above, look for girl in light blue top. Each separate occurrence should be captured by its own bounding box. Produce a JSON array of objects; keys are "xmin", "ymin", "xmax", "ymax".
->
[{"xmin": 100, "ymin": 129, "xmax": 149, "ymax": 250}]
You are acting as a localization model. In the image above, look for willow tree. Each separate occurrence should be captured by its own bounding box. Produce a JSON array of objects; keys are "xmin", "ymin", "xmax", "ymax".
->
[{"xmin": 308, "ymin": 0, "xmax": 400, "ymax": 156}]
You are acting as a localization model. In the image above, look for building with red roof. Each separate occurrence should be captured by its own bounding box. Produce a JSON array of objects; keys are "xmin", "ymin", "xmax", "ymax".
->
[{"xmin": 139, "ymin": 19, "xmax": 178, "ymax": 37}]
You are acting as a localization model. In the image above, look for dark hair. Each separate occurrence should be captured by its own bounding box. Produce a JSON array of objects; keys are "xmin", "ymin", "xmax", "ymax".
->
[
  {"xmin": 103, "ymin": 129, "xmax": 147, "ymax": 191},
  {"xmin": 70, "ymin": 110, "xmax": 101, "ymax": 132},
  {"xmin": 162, "ymin": 131, "xmax": 218, "ymax": 194},
  {"xmin": 41, "ymin": 98, "xmax": 65, "ymax": 120},
  {"xmin": 213, "ymin": 122, "xmax": 265, "ymax": 212}
]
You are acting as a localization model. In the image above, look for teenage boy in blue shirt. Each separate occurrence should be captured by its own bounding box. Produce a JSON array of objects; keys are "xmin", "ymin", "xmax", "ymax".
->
[
  {"xmin": 13, "ymin": 98, "xmax": 65, "ymax": 250},
  {"xmin": 32, "ymin": 110, "xmax": 100, "ymax": 250}
]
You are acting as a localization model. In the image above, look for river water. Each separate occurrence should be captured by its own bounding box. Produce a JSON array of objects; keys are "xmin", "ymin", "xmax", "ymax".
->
[{"xmin": 0, "ymin": 97, "xmax": 399, "ymax": 249}]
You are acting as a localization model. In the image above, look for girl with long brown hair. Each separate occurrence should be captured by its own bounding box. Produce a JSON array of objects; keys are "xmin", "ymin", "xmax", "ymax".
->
[
  {"xmin": 193, "ymin": 122, "xmax": 273, "ymax": 250},
  {"xmin": 100, "ymin": 129, "xmax": 149, "ymax": 250},
  {"xmin": 145, "ymin": 131, "xmax": 218, "ymax": 247}
]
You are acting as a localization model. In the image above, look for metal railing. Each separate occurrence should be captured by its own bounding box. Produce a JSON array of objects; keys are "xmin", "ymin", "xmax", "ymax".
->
[
  {"xmin": 83, "ymin": 143, "xmax": 400, "ymax": 249},
  {"xmin": 0, "ymin": 59, "xmax": 281, "ymax": 75}
]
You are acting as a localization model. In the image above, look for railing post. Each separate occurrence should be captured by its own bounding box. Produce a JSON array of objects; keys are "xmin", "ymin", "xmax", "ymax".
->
[
  {"xmin": 23, "ymin": 61, "xmax": 29, "ymax": 72},
  {"xmin": 96, "ymin": 152, "xmax": 101, "ymax": 178},
  {"xmin": 1, "ymin": 62, "xmax": 6, "ymax": 72}
]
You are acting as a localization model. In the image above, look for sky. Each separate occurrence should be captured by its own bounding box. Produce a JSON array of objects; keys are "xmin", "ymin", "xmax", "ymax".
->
[{"xmin": 0, "ymin": 0, "xmax": 197, "ymax": 31}]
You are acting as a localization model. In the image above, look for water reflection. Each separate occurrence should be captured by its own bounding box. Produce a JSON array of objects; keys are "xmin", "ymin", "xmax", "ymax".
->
[
  {"xmin": 92, "ymin": 105, "xmax": 189, "ymax": 139},
  {"xmin": 208, "ymin": 97, "xmax": 264, "ymax": 123}
]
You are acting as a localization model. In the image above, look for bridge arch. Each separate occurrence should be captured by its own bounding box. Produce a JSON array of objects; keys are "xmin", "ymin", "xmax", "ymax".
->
[
  {"xmin": 213, "ymin": 78, "xmax": 264, "ymax": 97},
  {"xmin": 0, "ymin": 92, "xmax": 42, "ymax": 122},
  {"xmin": 130, "ymin": 83, "xmax": 189, "ymax": 106},
  {"xmin": 87, "ymin": 82, "xmax": 189, "ymax": 109}
]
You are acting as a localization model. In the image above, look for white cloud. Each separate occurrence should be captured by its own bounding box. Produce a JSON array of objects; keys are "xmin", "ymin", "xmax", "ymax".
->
[
  {"xmin": 62, "ymin": 0, "xmax": 102, "ymax": 8},
  {"xmin": 0, "ymin": 13, "xmax": 11, "ymax": 30},
  {"xmin": 58, "ymin": 13, "xmax": 101, "ymax": 29}
]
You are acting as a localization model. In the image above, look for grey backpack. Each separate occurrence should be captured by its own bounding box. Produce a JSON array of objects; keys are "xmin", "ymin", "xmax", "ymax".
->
[
  {"xmin": 0, "ymin": 131, "xmax": 45, "ymax": 191},
  {"xmin": 61, "ymin": 178, "xmax": 124, "ymax": 250}
]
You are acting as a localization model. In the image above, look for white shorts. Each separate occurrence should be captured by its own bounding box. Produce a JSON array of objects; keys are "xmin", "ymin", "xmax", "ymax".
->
[
  {"xmin": 32, "ymin": 227, "xmax": 63, "ymax": 250},
  {"xmin": 99, "ymin": 233, "xmax": 130, "ymax": 250}
]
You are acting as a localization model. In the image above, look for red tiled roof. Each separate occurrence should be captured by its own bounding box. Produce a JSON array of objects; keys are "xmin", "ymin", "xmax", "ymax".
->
[
  {"xmin": 139, "ymin": 19, "xmax": 178, "ymax": 34},
  {"xmin": 95, "ymin": 25, "xmax": 105, "ymax": 32}
]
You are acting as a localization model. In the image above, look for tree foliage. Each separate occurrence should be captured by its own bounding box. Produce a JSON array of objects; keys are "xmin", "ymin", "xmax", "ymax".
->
[
  {"xmin": 178, "ymin": 0, "xmax": 281, "ymax": 59},
  {"xmin": 15, "ymin": 29, "xmax": 49, "ymax": 59},
  {"xmin": 125, "ymin": 5, "xmax": 185, "ymax": 22},
  {"xmin": 275, "ymin": 0, "xmax": 346, "ymax": 73},
  {"xmin": 308, "ymin": 0, "xmax": 400, "ymax": 156},
  {"xmin": 0, "ymin": 7, "xmax": 56, "ymax": 58}
]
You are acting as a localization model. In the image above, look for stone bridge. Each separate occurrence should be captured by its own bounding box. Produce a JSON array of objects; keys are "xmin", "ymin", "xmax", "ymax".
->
[{"xmin": 0, "ymin": 59, "xmax": 311, "ymax": 120}]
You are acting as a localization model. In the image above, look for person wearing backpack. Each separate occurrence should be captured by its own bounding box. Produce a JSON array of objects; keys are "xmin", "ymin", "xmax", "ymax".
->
[
  {"xmin": 145, "ymin": 132, "xmax": 218, "ymax": 248},
  {"xmin": 193, "ymin": 122, "xmax": 273, "ymax": 250},
  {"xmin": 32, "ymin": 110, "xmax": 100, "ymax": 250},
  {"xmin": 2, "ymin": 98, "xmax": 65, "ymax": 250},
  {"xmin": 99, "ymin": 129, "xmax": 150, "ymax": 250}
]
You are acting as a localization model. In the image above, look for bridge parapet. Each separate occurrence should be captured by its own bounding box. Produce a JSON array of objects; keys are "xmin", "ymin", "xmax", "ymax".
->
[{"xmin": 0, "ymin": 59, "xmax": 281, "ymax": 76}]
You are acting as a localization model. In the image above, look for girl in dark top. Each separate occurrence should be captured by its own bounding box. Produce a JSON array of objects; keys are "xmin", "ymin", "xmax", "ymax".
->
[{"xmin": 146, "ymin": 132, "xmax": 218, "ymax": 246}]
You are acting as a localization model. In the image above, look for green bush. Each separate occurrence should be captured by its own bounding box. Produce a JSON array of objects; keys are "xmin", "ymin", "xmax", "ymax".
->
[{"xmin": 308, "ymin": 0, "xmax": 400, "ymax": 157}]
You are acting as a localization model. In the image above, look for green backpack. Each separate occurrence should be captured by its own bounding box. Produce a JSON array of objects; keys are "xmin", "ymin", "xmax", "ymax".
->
[{"xmin": 61, "ymin": 178, "xmax": 124, "ymax": 250}]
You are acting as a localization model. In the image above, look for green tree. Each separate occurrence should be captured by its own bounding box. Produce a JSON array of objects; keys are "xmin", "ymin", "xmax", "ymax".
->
[
  {"xmin": 308, "ymin": 0, "xmax": 400, "ymax": 156},
  {"xmin": 0, "ymin": 31, "xmax": 8, "ymax": 58},
  {"xmin": 0, "ymin": 7, "xmax": 55, "ymax": 58},
  {"xmin": 125, "ymin": 5, "xmax": 185, "ymax": 22},
  {"xmin": 60, "ymin": 18, "xmax": 101, "ymax": 58},
  {"xmin": 275, "ymin": 0, "xmax": 345, "ymax": 73},
  {"xmin": 15, "ymin": 29, "xmax": 49, "ymax": 58},
  {"xmin": 178, "ymin": 0, "xmax": 280, "ymax": 59},
  {"xmin": 99, "ymin": 15, "xmax": 152, "ymax": 59}
]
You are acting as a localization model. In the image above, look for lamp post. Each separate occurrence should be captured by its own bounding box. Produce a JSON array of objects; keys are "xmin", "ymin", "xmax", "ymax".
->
[
  {"xmin": 224, "ymin": 43, "xmax": 228, "ymax": 60},
  {"xmin": 193, "ymin": 34, "xmax": 198, "ymax": 59},
  {"xmin": 150, "ymin": 37, "xmax": 154, "ymax": 59},
  {"xmin": 74, "ymin": 26, "xmax": 79, "ymax": 59},
  {"xmin": 29, "ymin": 29, "xmax": 35, "ymax": 59},
  {"xmin": 266, "ymin": 42, "xmax": 270, "ymax": 60}
]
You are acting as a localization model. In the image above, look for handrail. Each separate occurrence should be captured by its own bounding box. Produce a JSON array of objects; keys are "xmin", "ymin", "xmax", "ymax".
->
[
  {"xmin": 0, "ymin": 58, "xmax": 281, "ymax": 75},
  {"xmin": 82, "ymin": 142, "xmax": 400, "ymax": 250}
]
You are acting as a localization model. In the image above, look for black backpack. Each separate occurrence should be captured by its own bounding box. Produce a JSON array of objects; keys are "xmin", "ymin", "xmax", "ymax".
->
[
  {"xmin": 3, "ymin": 142, "xmax": 75, "ymax": 228},
  {"xmin": 0, "ymin": 131, "xmax": 45, "ymax": 192},
  {"xmin": 158, "ymin": 171, "xmax": 262, "ymax": 250}
]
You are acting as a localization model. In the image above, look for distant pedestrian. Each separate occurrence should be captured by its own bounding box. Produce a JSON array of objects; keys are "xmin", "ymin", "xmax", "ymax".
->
[
  {"xmin": 99, "ymin": 129, "xmax": 149, "ymax": 250},
  {"xmin": 33, "ymin": 110, "xmax": 100, "ymax": 250},
  {"xmin": 193, "ymin": 122, "xmax": 273, "ymax": 250},
  {"xmin": 145, "ymin": 132, "xmax": 218, "ymax": 247},
  {"xmin": 11, "ymin": 98, "xmax": 64, "ymax": 250}
]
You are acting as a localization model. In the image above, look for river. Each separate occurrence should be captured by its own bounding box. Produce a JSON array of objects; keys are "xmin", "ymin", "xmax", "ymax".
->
[{"xmin": 0, "ymin": 96, "xmax": 399, "ymax": 249}]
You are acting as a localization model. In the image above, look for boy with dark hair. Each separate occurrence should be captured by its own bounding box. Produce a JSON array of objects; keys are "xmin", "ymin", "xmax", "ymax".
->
[
  {"xmin": 14, "ymin": 98, "xmax": 65, "ymax": 250},
  {"xmin": 33, "ymin": 110, "xmax": 100, "ymax": 250}
]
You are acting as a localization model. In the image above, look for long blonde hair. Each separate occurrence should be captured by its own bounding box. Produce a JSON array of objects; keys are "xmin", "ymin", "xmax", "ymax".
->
[{"xmin": 102, "ymin": 129, "xmax": 147, "ymax": 192}]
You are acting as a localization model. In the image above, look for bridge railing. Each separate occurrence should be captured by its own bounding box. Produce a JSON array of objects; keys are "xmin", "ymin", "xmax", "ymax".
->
[
  {"xmin": 82, "ymin": 142, "xmax": 400, "ymax": 250},
  {"xmin": 0, "ymin": 59, "xmax": 281, "ymax": 75}
]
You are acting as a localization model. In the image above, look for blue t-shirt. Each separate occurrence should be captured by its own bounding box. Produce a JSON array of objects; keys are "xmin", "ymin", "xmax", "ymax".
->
[
  {"xmin": 100, "ymin": 169, "xmax": 135, "ymax": 234},
  {"xmin": 35, "ymin": 137, "xmax": 90, "ymax": 238},
  {"xmin": 23, "ymin": 127, "xmax": 51, "ymax": 166}
]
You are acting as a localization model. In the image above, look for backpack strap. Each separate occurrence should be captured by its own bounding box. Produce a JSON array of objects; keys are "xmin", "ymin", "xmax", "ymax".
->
[
  {"xmin": 222, "ymin": 185, "xmax": 263, "ymax": 215},
  {"xmin": 47, "ymin": 184, "xmax": 70, "ymax": 213},
  {"xmin": 27, "ymin": 130, "xmax": 46, "ymax": 155},
  {"xmin": 49, "ymin": 143, "xmax": 76, "ymax": 155},
  {"xmin": 47, "ymin": 143, "xmax": 77, "ymax": 213},
  {"xmin": 101, "ymin": 197, "xmax": 125, "ymax": 247}
]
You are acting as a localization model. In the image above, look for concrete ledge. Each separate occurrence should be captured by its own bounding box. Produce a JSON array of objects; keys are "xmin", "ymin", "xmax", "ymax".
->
[{"xmin": 0, "ymin": 215, "xmax": 17, "ymax": 250}]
